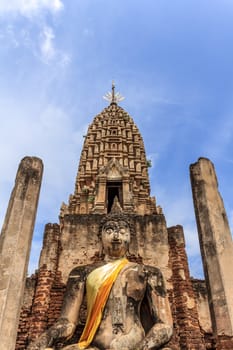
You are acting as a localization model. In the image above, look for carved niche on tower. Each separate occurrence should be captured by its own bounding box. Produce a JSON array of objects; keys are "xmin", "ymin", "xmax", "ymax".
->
[{"xmin": 92, "ymin": 158, "xmax": 133, "ymax": 214}]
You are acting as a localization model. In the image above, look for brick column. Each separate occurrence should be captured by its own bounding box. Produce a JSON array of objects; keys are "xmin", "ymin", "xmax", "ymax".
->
[
  {"xmin": 0, "ymin": 157, "xmax": 43, "ymax": 350},
  {"xmin": 168, "ymin": 225, "xmax": 206, "ymax": 350},
  {"xmin": 28, "ymin": 223, "xmax": 60, "ymax": 342}
]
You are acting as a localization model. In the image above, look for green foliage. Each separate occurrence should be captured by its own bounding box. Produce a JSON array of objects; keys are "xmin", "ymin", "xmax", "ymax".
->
[{"xmin": 88, "ymin": 195, "xmax": 95, "ymax": 202}]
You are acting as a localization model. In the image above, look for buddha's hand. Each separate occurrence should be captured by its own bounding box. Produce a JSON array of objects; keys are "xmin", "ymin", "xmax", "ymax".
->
[
  {"xmin": 109, "ymin": 337, "xmax": 133, "ymax": 350},
  {"xmin": 133, "ymin": 345, "xmax": 146, "ymax": 350},
  {"xmin": 109, "ymin": 339, "xmax": 126, "ymax": 350},
  {"xmin": 109, "ymin": 325, "xmax": 146, "ymax": 350},
  {"xmin": 27, "ymin": 319, "xmax": 76, "ymax": 350},
  {"xmin": 48, "ymin": 318, "xmax": 76, "ymax": 340},
  {"xmin": 26, "ymin": 332, "xmax": 51, "ymax": 350}
]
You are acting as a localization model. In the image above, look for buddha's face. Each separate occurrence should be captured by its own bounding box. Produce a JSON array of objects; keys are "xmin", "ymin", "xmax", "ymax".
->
[{"xmin": 101, "ymin": 220, "xmax": 130, "ymax": 258}]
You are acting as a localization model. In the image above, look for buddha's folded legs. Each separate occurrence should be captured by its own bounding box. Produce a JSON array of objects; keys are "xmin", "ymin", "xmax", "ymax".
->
[{"xmin": 62, "ymin": 345, "xmax": 99, "ymax": 350}]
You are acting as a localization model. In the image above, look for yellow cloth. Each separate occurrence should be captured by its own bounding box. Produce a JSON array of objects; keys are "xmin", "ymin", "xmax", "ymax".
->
[{"xmin": 78, "ymin": 258, "xmax": 128, "ymax": 349}]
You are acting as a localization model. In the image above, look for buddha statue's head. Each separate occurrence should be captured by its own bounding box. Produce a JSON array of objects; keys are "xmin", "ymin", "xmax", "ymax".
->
[
  {"xmin": 101, "ymin": 218, "xmax": 130, "ymax": 259},
  {"xmin": 99, "ymin": 197, "xmax": 133, "ymax": 259}
]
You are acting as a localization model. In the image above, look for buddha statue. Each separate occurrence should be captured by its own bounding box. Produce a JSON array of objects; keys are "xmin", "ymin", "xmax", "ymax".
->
[{"xmin": 27, "ymin": 207, "xmax": 173, "ymax": 350}]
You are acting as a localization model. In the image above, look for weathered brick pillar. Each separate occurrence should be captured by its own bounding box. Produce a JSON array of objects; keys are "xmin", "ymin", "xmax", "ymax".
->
[
  {"xmin": 15, "ymin": 275, "xmax": 37, "ymax": 350},
  {"xmin": 0, "ymin": 157, "xmax": 43, "ymax": 350},
  {"xmin": 28, "ymin": 223, "xmax": 60, "ymax": 343},
  {"xmin": 190, "ymin": 158, "xmax": 233, "ymax": 343},
  {"xmin": 168, "ymin": 225, "xmax": 206, "ymax": 350}
]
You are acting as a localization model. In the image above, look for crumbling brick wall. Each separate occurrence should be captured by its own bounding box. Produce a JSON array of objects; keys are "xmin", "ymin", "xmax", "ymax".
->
[{"xmin": 168, "ymin": 225, "xmax": 206, "ymax": 350}]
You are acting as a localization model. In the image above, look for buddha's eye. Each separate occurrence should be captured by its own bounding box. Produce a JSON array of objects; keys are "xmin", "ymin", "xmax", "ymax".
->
[{"xmin": 106, "ymin": 228, "xmax": 114, "ymax": 234}]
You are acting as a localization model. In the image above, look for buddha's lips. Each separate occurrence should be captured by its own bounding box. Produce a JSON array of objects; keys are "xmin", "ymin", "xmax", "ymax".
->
[{"xmin": 111, "ymin": 240, "xmax": 122, "ymax": 245}]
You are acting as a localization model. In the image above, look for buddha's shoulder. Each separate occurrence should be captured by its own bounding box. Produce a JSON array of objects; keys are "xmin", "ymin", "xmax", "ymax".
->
[
  {"xmin": 124, "ymin": 261, "xmax": 162, "ymax": 275},
  {"xmin": 68, "ymin": 262, "xmax": 103, "ymax": 280}
]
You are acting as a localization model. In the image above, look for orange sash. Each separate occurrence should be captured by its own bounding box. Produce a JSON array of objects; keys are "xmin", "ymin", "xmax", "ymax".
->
[{"xmin": 78, "ymin": 258, "xmax": 128, "ymax": 349}]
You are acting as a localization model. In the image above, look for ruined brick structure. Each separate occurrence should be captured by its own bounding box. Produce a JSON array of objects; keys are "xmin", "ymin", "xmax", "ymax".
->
[
  {"xmin": 1, "ymin": 85, "xmax": 233, "ymax": 350},
  {"xmin": 0, "ymin": 157, "xmax": 43, "ymax": 350}
]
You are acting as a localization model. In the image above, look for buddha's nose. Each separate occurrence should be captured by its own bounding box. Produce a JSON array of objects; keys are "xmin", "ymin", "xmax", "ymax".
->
[{"xmin": 113, "ymin": 230, "xmax": 119, "ymax": 239}]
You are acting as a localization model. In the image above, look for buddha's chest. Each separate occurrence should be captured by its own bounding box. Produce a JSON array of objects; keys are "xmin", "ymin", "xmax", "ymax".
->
[
  {"xmin": 113, "ymin": 265, "xmax": 147, "ymax": 300},
  {"xmin": 100, "ymin": 266, "xmax": 146, "ymax": 331}
]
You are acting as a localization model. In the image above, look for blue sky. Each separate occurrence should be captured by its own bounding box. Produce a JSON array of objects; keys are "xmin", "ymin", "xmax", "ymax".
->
[{"xmin": 1, "ymin": 0, "xmax": 233, "ymax": 278}]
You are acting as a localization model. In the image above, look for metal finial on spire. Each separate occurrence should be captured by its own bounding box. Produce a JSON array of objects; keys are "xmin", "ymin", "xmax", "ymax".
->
[
  {"xmin": 112, "ymin": 81, "xmax": 115, "ymax": 103},
  {"xmin": 103, "ymin": 81, "xmax": 125, "ymax": 104}
]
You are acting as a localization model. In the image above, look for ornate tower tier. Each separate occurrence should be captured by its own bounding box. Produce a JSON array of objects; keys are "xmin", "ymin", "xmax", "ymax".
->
[{"xmin": 62, "ymin": 100, "xmax": 158, "ymax": 216}]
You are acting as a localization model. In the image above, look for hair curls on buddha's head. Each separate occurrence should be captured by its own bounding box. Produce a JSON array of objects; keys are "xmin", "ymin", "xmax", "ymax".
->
[
  {"xmin": 98, "ymin": 197, "xmax": 134, "ymax": 237},
  {"xmin": 99, "ymin": 212, "xmax": 134, "ymax": 237}
]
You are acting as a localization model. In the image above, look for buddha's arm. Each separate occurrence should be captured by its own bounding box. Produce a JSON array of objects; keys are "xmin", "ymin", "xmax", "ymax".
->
[
  {"xmin": 27, "ymin": 267, "xmax": 86, "ymax": 350},
  {"xmin": 137, "ymin": 266, "xmax": 173, "ymax": 350}
]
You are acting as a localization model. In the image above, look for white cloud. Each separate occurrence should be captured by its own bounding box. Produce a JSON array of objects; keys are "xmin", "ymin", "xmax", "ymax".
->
[
  {"xmin": 0, "ymin": 21, "xmax": 71, "ymax": 66},
  {"xmin": 40, "ymin": 26, "xmax": 55, "ymax": 62},
  {"xmin": 0, "ymin": 0, "xmax": 70, "ymax": 67},
  {"xmin": 0, "ymin": 0, "xmax": 63, "ymax": 17},
  {"xmin": 0, "ymin": 94, "xmax": 85, "ymax": 225},
  {"xmin": 39, "ymin": 26, "xmax": 71, "ymax": 65}
]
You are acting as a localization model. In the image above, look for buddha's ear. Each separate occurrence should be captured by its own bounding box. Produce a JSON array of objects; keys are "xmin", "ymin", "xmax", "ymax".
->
[
  {"xmin": 126, "ymin": 243, "xmax": 132, "ymax": 256},
  {"xmin": 98, "ymin": 236, "xmax": 104, "ymax": 259}
]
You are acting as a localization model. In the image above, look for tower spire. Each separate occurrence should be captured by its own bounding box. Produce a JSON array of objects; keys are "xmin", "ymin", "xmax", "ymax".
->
[{"xmin": 103, "ymin": 82, "xmax": 125, "ymax": 105}]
